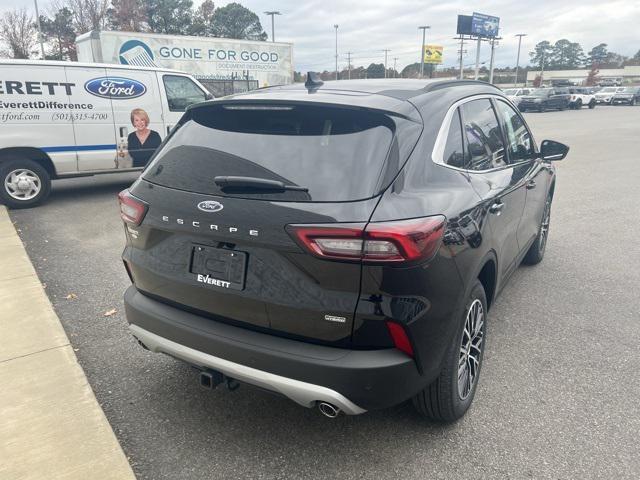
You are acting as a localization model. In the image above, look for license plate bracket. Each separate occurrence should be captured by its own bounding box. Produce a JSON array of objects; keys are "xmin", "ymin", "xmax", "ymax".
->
[{"xmin": 190, "ymin": 245, "xmax": 247, "ymax": 291}]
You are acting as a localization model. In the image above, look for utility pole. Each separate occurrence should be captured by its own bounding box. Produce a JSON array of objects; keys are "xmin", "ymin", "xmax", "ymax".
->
[
  {"xmin": 539, "ymin": 50, "xmax": 545, "ymax": 87},
  {"xmin": 393, "ymin": 57, "xmax": 398, "ymax": 78},
  {"xmin": 458, "ymin": 37, "xmax": 465, "ymax": 79},
  {"xmin": 346, "ymin": 52, "xmax": 352, "ymax": 80},
  {"xmin": 34, "ymin": 0, "xmax": 45, "ymax": 59},
  {"xmin": 264, "ymin": 11, "xmax": 281, "ymax": 42},
  {"xmin": 418, "ymin": 26, "xmax": 430, "ymax": 78},
  {"xmin": 514, "ymin": 33, "xmax": 527, "ymax": 86},
  {"xmin": 334, "ymin": 24, "xmax": 339, "ymax": 80},
  {"xmin": 383, "ymin": 49, "xmax": 390, "ymax": 78},
  {"xmin": 489, "ymin": 37, "xmax": 498, "ymax": 84},
  {"xmin": 474, "ymin": 37, "xmax": 482, "ymax": 80},
  {"xmin": 457, "ymin": 47, "xmax": 467, "ymax": 80}
]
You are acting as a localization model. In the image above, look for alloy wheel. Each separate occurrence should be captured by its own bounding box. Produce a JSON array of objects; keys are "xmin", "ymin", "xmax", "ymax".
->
[
  {"xmin": 458, "ymin": 299, "xmax": 484, "ymax": 400},
  {"xmin": 539, "ymin": 199, "xmax": 551, "ymax": 254}
]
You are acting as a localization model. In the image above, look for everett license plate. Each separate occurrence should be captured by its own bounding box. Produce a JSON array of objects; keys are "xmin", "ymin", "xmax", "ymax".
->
[{"xmin": 190, "ymin": 245, "xmax": 247, "ymax": 291}]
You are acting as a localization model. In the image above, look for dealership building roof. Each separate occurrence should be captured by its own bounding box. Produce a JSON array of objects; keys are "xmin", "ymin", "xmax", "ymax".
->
[{"xmin": 526, "ymin": 65, "xmax": 640, "ymax": 82}]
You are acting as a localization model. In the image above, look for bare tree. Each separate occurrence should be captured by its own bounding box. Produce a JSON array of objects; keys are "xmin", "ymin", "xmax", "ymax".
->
[
  {"xmin": 51, "ymin": 0, "xmax": 110, "ymax": 34},
  {"xmin": 0, "ymin": 9, "xmax": 37, "ymax": 59},
  {"xmin": 108, "ymin": 0, "xmax": 148, "ymax": 32}
]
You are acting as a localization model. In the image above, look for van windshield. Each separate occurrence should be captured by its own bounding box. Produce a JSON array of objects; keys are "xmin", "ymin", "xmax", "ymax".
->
[{"xmin": 142, "ymin": 103, "xmax": 421, "ymax": 202}]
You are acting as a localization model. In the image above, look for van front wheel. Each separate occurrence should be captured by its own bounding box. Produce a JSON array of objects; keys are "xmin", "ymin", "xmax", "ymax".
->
[{"xmin": 0, "ymin": 158, "xmax": 51, "ymax": 209}]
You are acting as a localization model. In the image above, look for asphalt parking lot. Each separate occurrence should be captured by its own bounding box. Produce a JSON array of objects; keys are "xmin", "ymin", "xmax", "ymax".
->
[{"xmin": 9, "ymin": 105, "xmax": 640, "ymax": 479}]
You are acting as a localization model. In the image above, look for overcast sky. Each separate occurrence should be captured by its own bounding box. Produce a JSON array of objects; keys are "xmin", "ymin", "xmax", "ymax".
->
[{"xmin": 2, "ymin": 0, "xmax": 639, "ymax": 71}]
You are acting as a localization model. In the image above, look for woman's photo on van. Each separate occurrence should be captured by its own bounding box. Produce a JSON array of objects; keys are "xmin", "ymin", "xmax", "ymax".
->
[{"xmin": 127, "ymin": 108, "xmax": 162, "ymax": 167}]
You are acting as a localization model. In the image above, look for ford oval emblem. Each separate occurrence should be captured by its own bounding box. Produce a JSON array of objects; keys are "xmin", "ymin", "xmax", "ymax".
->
[
  {"xmin": 197, "ymin": 200, "xmax": 224, "ymax": 213},
  {"xmin": 84, "ymin": 77, "xmax": 147, "ymax": 100}
]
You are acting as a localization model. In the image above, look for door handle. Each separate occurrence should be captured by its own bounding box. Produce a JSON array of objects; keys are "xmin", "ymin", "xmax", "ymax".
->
[
  {"xmin": 489, "ymin": 201, "xmax": 505, "ymax": 215},
  {"xmin": 526, "ymin": 180, "xmax": 537, "ymax": 189}
]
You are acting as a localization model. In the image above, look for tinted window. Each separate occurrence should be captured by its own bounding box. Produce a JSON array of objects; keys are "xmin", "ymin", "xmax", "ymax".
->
[
  {"xmin": 495, "ymin": 100, "xmax": 533, "ymax": 163},
  {"xmin": 461, "ymin": 99, "xmax": 506, "ymax": 171},
  {"xmin": 443, "ymin": 109, "xmax": 467, "ymax": 168},
  {"xmin": 163, "ymin": 75, "xmax": 207, "ymax": 112},
  {"xmin": 143, "ymin": 103, "xmax": 421, "ymax": 202}
]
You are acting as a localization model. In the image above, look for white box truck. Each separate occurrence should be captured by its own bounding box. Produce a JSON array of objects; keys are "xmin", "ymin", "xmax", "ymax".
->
[
  {"xmin": 0, "ymin": 59, "xmax": 211, "ymax": 208},
  {"xmin": 76, "ymin": 30, "xmax": 293, "ymax": 91}
]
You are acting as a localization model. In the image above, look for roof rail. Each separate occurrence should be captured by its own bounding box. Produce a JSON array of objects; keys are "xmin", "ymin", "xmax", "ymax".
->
[{"xmin": 423, "ymin": 79, "xmax": 497, "ymax": 93}]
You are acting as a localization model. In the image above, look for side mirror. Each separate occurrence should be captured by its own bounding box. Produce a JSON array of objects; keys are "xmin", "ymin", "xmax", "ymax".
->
[
  {"xmin": 540, "ymin": 140, "xmax": 569, "ymax": 161},
  {"xmin": 204, "ymin": 92, "xmax": 214, "ymax": 100}
]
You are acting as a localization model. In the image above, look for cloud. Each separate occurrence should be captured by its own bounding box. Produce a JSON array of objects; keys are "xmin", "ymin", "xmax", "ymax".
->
[{"xmin": 1, "ymin": 0, "xmax": 638, "ymax": 71}]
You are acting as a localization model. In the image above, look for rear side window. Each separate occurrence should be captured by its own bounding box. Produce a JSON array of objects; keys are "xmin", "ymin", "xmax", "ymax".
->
[
  {"xmin": 461, "ymin": 99, "xmax": 506, "ymax": 171},
  {"xmin": 143, "ymin": 103, "xmax": 421, "ymax": 202},
  {"xmin": 163, "ymin": 75, "xmax": 207, "ymax": 112},
  {"xmin": 442, "ymin": 108, "xmax": 467, "ymax": 168}
]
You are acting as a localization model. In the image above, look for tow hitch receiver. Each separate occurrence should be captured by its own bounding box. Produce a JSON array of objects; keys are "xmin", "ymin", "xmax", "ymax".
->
[{"xmin": 199, "ymin": 369, "xmax": 240, "ymax": 391}]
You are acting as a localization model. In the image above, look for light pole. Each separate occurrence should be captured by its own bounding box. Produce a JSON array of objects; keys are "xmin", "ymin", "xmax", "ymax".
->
[
  {"xmin": 264, "ymin": 11, "xmax": 281, "ymax": 42},
  {"xmin": 334, "ymin": 24, "xmax": 339, "ymax": 80},
  {"xmin": 418, "ymin": 26, "xmax": 430, "ymax": 78},
  {"xmin": 514, "ymin": 33, "xmax": 527, "ymax": 86},
  {"xmin": 34, "ymin": 0, "xmax": 45, "ymax": 58}
]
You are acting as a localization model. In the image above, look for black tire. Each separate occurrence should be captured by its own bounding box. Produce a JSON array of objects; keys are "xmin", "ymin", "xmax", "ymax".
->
[
  {"xmin": 0, "ymin": 158, "xmax": 51, "ymax": 209},
  {"xmin": 575, "ymin": 99, "xmax": 582, "ymax": 110},
  {"xmin": 559, "ymin": 102, "xmax": 566, "ymax": 111},
  {"xmin": 522, "ymin": 194, "xmax": 552, "ymax": 265},
  {"xmin": 413, "ymin": 280, "xmax": 487, "ymax": 423},
  {"xmin": 588, "ymin": 100, "xmax": 596, "ymax": 109},
  {"xmin": 631, "ymin": 98, "xmax": 636, "ymax": 106},
  {"xmin": 538, "ymin": 104, "xmax": 544, "ymax": 112}
]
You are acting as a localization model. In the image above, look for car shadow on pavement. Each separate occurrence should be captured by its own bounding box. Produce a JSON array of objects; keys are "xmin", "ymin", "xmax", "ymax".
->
[{"xmin": 45, "ymin": 173, "xmax": 140, "ymax": 206}]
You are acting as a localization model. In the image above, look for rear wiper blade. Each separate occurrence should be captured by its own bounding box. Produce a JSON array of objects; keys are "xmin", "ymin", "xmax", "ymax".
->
[{"xmin": 214, "ymin": 176, "xmax": 309, "ymax": 192}]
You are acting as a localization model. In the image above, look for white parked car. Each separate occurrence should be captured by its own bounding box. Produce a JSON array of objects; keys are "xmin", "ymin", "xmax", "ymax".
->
[
  {"xmin": 594, "ymin": 87, "xmax": 625, "ymax": 104},
  {"xmin": 567, "ymin": 87, "xmax": 596, "ymax": 109},
  {"xmin": 502, "ymin": 88, "xmax": 533, "ymax": 106},
  {"xmin": 0, "ymin": 59, "xmax": 211, "ymax": 208}
]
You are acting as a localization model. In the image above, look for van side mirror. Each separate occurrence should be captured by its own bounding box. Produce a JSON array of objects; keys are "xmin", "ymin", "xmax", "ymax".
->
[{"xmin": 540, "ymin": 140, "xmax": 569, "ymax": 161}]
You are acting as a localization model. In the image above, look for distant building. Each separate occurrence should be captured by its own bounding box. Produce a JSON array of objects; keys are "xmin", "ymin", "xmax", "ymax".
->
[{"xmin": 526, "ymin": 65, "xmax": 640, "ymax": 86}]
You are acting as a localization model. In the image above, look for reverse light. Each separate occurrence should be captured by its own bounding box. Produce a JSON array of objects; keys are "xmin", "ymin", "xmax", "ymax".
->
[
  {"xmin": 118, "ymin": 189, "xmax": 148, "ymax": 226},
  {"xmin": 286, "ymin": 216, "xmax": 445, "ymax": 263}
]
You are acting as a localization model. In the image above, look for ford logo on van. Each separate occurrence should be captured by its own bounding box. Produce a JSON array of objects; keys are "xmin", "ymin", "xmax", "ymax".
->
[
  {"xmin": 84, "ymin": 77, "xmax": 147, "ymax": 99},
  {"xmin": 197, "ymin": 201, "xmax": 224, "ymax": 213}
]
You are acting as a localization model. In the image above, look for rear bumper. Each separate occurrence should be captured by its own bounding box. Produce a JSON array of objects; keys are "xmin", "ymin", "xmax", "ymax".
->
[{"xmin": 124, "ymin": 286, "xmax": 423, "ymax": 413}]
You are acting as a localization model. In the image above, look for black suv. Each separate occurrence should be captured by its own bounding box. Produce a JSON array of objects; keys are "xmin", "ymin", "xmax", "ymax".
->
[
  {"xmin": 611, "ymin": 87, "xmax": 640, "ymax": 105},
  {"xmin": 119, "ymin": 78, "xmax": 569, "ymax": 422},
  {"xmin": 518, "ymin": 88, "xmax": 571, "ymax": 112}
]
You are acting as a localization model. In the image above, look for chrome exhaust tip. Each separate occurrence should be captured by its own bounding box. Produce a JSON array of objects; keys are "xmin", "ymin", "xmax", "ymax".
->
[{"xmin": 318, "ymin": 402, "xmax": 341, "ymax": 418}]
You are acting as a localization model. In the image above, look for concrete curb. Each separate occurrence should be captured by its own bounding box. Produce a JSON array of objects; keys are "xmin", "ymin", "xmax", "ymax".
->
[{"xmin": 0, "ymin": 206, "xmax": 136, "ymax": 480}]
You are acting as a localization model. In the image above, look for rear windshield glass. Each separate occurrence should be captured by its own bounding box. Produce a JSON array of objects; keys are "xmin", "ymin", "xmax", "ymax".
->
[{"xmin": 142, "ymin": 103, "xmax": 421, "ymax": 202}]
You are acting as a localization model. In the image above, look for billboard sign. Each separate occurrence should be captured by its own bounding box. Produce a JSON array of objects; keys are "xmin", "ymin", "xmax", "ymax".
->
[
  {"xmin": 471, "ymin": 12, "xmax": 500, "ymax": 37},
  {"xmin": 423, "ymin": 45, "xmax": 443, "ymax": 64}
]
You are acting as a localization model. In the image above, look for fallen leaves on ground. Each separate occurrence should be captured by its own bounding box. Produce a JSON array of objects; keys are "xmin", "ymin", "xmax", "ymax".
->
[
  {"xmin": 103, "ymin": 308, "xmax": 118, "ymax": 317},
  {"xmin": 65, "ymin": 293, "xmax": 78, "ymax": 299}
]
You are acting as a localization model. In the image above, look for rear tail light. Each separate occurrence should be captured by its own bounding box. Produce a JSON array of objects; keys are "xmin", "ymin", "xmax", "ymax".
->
[
  {"xmin": 118, "ymin": 189, "xmax": 148, "ymax": 226},
  {"xmin": 386, "ymin": 321, "xmax": 414, "ymax": 357},
  {"xmin": 286, "ymin": 216, "xmax": 445, "ymax": 263}
]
